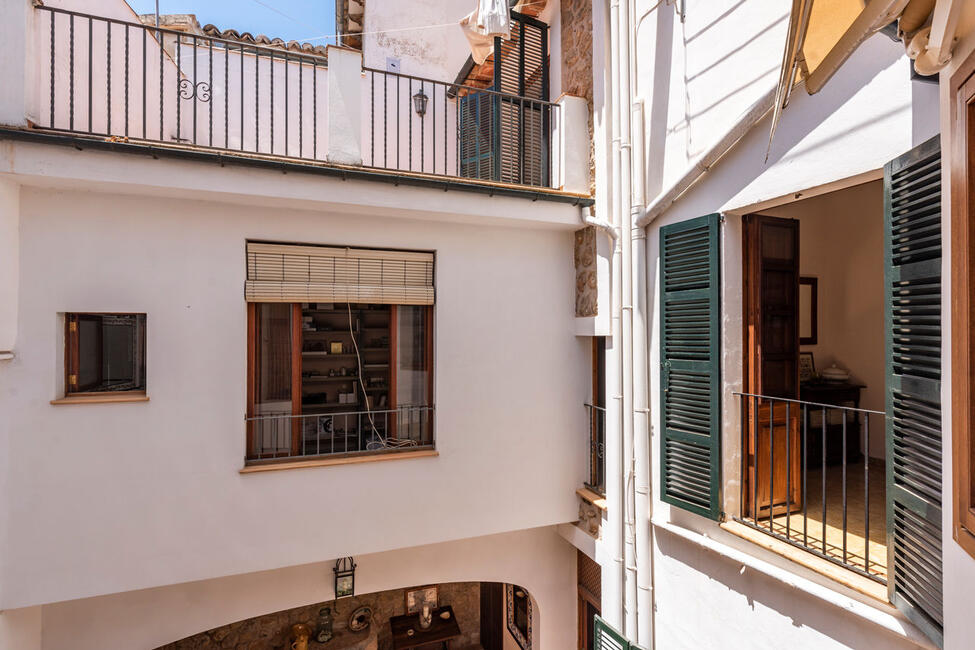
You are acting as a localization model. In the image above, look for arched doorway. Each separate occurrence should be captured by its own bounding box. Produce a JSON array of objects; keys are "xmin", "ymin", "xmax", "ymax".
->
[{"xmin": 157, "ymin": 581, "xmax": 537, "ymax": 649}]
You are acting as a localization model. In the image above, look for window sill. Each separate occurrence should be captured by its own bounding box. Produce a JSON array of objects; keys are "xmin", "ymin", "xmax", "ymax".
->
[
  {"xmin": 719, "ymin": 520, "xmax": 887, "ymax": 602},
  {"xmin": 50, "ymin": 392, "xmax": 149, "ymax": 405},
  {"xmin": 577, "ymin": 487, "xmax": 607, "ymax": 511},
  {"xmin": 240, "ymin": 448, "xmax": 439, "ymax": 473}
]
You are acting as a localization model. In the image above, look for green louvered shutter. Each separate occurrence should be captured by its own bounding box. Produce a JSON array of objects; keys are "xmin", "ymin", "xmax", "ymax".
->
[
  {"xmin": 659, "ymin": 214, "xmax": 722, "ymax": 520},
  {"xmin": 593, "ymin": 615, "xmax": 646, "ymax": 650},
  {"xmin": 884, "ymin": 134, "xmax": 943, "ymax": 648},
  {"xmin": 458, "ymin": 92, "xmax": 495, "ymax": 180}
]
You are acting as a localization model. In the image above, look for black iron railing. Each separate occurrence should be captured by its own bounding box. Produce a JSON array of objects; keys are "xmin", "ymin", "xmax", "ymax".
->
[
  {"xmin": 585, "ymin": 403, "xmax": 606, "ymax": 495},
  {"xmin": 246, "ymin": 405, "xmax": 435, "ymax": 463},
  {"xmin": 362, "ymin": 67, "xmax": 557, "ymax": 187},
  {"xmin": 734, "ymin": 392, "xmax": 887, "ymax": 583},
  {"xmin": 35, "ymin": 5, "xmax": 329, "ymax": 157},
  {"xmin": 32, "ymin": 6, "xmax": 559, "ymax": 189}
]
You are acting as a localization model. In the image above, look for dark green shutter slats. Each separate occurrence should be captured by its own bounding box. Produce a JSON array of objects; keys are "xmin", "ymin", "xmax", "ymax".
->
[
  {"xmin": 458, "ymin": 92, "xmax": 495, "ymax": 180},
  {"xmin": 884, "ymin": 134, "xmax": 943, "ymax": 648},
  {"xmin": 660, "ymin": 214, "xmax": 721, "ymax": 520},
  {"xmin": 593, "ymin": 616, "xmax": 645, "ymax": 650}
]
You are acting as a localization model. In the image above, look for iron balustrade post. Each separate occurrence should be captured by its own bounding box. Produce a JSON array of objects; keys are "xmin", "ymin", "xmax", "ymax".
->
[
  {"xmin": 739, "ymin": 394, "xmax": 746, "ymax": 520},
  {"xmin": 769, "ymin": 399, "xmax": 774, "ymax": 532},
  {"xmin": 803, "ymin": 403, "xmax": 808, "ymax": 546},
  {"xmin": 192, "ymin": 34, "xmax": 197, "ymax": 144},
  {"xmin": 284, "ymin": 51, "xmax": 288, "ymax": 156},
  {"xmin": 70, "ymin": 14, "xmax": 75, "ymax": 131},
  {"xmin": 241, "ymin": 44, "xmax": 245, "ymax": 150},
  {"xmin": 786, "ymin": 401, "xmax": 791, "ymax": 539},
  {"xmin": 842, "ymin": 408, "xmax": 848, "ymax": 564},
  {"xmin": 821, "ymin": 406, "xmax": 827, "ymax": 554},
  {"xmin": 125, "ymin": 24, "xmax": 129, "ymax": 137},
  {"xmin": 176, "ymin": 34, "xmax": 181, "ymax": 141},
  {"xmin": 753, "ymin": 395, "xmax": 758, "ymax": 526},
  {"xmin": 298, "ymin": 57, "xmax": 303, "ymax": 156},
  {"xmin": 254, "ymin": 49, "xmax": 260, "ymax": 150},
  {"xmin": 225, "ymin": 40, "xmax": 229, "ymax": 148},
  {"xmin": 142, "ymin": 27, "xmax": 146, "ymax": 138},
  {"xmin": 50, "ymin": 12, "xmax": 55, "ymax": 128},
  {"xmin": 209, "ymin": 38, "xmax": 213, "ymax": 147},
  {"xmin": 88, "ymin": 16, "xmax": 93, "ymax": 133},
  {"xmin": 269, "ymin": 50, "xmax": 274, "ymax": 154},
  {"xmin": 865, "ymin": 413, "xmax": 871, "ymax": 573},
  {"xmin": 107, "ymin": 20, "xmax": 112, "ymax": 135},
  {"xmin": 312, "ymin": 58, "xmax": 317, "ymax": 157}
]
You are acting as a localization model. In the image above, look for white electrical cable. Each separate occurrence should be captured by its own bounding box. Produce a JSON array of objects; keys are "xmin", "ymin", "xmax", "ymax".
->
[{"xmin": 346, "ymin": 302, "xmax": 416, "ymax": 451}]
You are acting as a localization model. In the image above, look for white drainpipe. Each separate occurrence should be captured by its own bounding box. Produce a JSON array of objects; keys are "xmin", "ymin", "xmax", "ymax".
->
[
  {"xmin": 607, "ymin": 0, "xmax": 629, "ymax": 636},
  {"xmin": 631, "ymin": 98, "xmax": 653, "ymax": 648}
]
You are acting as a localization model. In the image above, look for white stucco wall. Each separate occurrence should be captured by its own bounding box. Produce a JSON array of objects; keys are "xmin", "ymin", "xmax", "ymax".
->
[
  {"xmin": 37, "ymin": 526, "xmax": 576, "ymax": 650},
  {"xmin": 0, "ymin": 166, "xmax": 588, "ymax": 610}
]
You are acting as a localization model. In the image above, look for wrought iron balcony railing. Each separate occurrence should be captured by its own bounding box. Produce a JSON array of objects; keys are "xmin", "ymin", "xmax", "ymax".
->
[
  {"xmin": 734, "ymin": 392, "xmax": 887, "ymax": 583},
  {"xmin": 585, "ymin": 403, "xmax": 606, "ymax": 495},
  {"xmin": 31, "ymin": 5, "xmax": 560, "ymax": 190},
  {"xmin": 246, "ymin": 405, "xmax": 435, "ymax": 464},
  {"xmin": 362, "ymin": 67, "xmax": 557, "ymax": 187}
]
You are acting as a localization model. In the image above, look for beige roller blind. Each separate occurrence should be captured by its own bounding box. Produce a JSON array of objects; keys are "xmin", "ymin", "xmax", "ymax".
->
[{"xmin": 245, "ymin": 242, "xmax": 435, "ymax": 305}]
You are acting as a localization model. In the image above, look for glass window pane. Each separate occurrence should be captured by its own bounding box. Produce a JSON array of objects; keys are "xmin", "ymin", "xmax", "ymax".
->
[
  {"xmin": 396, "ymin": 305, "xmax": 431, "ymax": 444},
  {"xmin": 71, "ymin": 314, "xmax": 145, "ymax": 393}
]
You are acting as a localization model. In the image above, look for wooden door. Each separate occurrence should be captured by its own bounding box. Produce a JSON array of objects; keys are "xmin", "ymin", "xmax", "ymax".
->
[
  {"xmin": 480, "ymin": 582, "xmax": 503, "ymax": 650},
  {"xmin": 743, "ymin": 215, "xmax": 802, "ymax": 518}
]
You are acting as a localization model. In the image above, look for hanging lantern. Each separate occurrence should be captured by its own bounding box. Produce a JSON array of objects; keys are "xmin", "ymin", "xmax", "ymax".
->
[
  {"xmin": 334, "ymin": 557, "xmax": 356, "ymax": 598},
  {"xmin": 412, "ymin": 89, "xmax": 429, "ymax": 118}
]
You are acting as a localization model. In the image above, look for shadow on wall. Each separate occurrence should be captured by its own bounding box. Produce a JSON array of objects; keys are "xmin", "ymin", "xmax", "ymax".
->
[
  {"xmin": 645, "ymin": 31, "xmax": 908, "ymax": 409},
  {"xmin": 652, "ymin": 527, "xmax": 921, "ymax": 649}
]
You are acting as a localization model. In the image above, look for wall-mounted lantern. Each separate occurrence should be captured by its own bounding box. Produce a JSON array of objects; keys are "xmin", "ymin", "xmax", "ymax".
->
[
  {"xmin": 412, "ymin": 89, "xmax": 429, "ymax": 118},
  {"xmin": 334, "ymin": 557, "xmax": 357, "ymax": 598}
]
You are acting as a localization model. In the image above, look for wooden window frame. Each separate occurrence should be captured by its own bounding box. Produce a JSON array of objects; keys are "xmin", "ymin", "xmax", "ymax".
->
[
  {"xmin": 950, "ymin": 51, "xmax": 975, "ymax": 560},
  {"xmin": 245, "ymin": 302, "xmax": 435, "ymax": 464},
  {"xmin": 63, "ymin": 312, "xmax": 147, "ymax": 399}
]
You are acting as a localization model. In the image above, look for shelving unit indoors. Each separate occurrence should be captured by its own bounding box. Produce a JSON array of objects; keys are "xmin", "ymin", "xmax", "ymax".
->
[{"xmin": 298, "ymin": 304, "xmax": 394, "ymax": 454}]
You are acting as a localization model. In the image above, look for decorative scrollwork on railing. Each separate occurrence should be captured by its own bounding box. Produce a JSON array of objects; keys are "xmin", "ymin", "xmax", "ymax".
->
[{"xmin": 178, "ymin": 79, "xmax": 211, "ymax": 102}]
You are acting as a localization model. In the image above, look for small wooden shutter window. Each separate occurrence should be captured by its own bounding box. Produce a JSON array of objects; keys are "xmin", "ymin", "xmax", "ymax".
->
[
  {"xmin": 245, "ymin": 242, "xmax": 435, "ymax": 305},
  {"xmin": 884, "ymin": 135, "xmax": 943, "ymax": 647},
  {"xmin": 659, "ymin": 214, "xmax": 722, "ymax": 520}
]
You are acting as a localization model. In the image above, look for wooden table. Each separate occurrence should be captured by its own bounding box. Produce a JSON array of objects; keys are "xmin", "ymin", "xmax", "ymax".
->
[
  {"xmin": 799, "ymin": 380, "xmax": 865, "ymax": 465},
  {"xmin": 390, "ymin": 605, "xmax": 462, "ymax": 650}
]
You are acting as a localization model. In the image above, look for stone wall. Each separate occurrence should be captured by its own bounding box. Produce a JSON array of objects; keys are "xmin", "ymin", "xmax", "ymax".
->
[
  {"xmin": 157, "ymin": 582, "xmax": 481, "ymax": 650},
  {"xmin": 560, "ymin": 0, "xmax": 594, "ymax": 199}
]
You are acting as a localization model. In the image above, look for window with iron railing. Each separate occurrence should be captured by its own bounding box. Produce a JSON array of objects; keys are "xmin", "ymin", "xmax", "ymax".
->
[{"xmin": 245, "ymin": 242, "xmax": 435, "ymax": 464}]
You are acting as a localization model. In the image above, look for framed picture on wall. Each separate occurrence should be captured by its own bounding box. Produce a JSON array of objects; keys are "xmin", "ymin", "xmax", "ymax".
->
[
  {"xmin": 799, "ymin": 277, "xmax": 818, "ymax": 345},
  {"xmin": 799, "ymin": 352, "xmax": 816, "ymax": 382},
  {"xmin": 405, "ymin": 585, "xmax": 438, "ymax": 614}
]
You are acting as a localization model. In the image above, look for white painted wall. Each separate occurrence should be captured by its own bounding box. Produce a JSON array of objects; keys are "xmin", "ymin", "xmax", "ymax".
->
[
  {"xmin": 0, "ymin": 173, "xmax": 588, "ymax": 609},
  {"xmin": 37, "ymin": 527, "xmax": 575, "ymax": 650}
]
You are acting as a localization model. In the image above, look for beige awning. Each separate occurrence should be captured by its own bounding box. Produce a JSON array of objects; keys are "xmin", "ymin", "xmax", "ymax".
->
[{"xmin": 767, "ymin": 0, "xmax": 963, "ymax": 153}]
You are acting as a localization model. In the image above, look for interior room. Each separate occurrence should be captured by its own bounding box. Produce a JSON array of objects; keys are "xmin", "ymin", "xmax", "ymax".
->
[
  {"xmin": 741, "ymin": 179, "xmax": 888, "ymax": 580},
  {"xmin": 248, "ymin": 301, "xmax": 434, "ymax": 462},
  {"xmin": 156, "ymin": 581, "xmax": 536, "ymax": 650}
]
